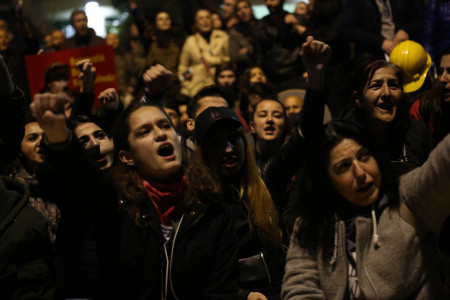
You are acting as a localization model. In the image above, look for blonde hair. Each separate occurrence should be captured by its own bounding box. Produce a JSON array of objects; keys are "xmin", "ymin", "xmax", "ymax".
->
[{"xmin": 241, "ymin": 140, "xmax": 282, "ymax": 248}]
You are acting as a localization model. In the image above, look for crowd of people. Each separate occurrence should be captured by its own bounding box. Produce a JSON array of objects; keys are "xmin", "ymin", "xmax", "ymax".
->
[{"xmin": 1, "ymin": 0, "xmax": 450, "ymax": 299}]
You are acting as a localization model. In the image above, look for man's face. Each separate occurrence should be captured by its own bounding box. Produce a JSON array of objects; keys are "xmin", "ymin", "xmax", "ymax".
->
[
  {"xmin": 0, "ymin": 30, "xmax": 10, "ymax": 51},
  {"xmin": 72, "ymin": 12, "xmax": 88, "ymax": 36},
  {"xmin": 105, "ymin": 33, "xmax": 120, "ymax": 49},
  {"xmin": 266, "ymin": 0, "xmax": 283, "ymax": 13},
  {"xmin": 156, "ymin": 12, "xmax": 171, "ymax": 31},
  {"xmin": 222, "ymin": 0, "xmax": 236, "ymax": 19},
  {"xmin": 236, "ymin": 1, "xmax": 252, "ymax": 23},
  {"xmin": 0, "ymin": 19, "xmax": 7, "ymax": 31},
  {"xmin": 217, "ymin": 70, "xmax": 236, "ymax": 88},
  {"xmin": 186, "ymin": 96, "xmax": 229, "ymax": 132},
  {"xmin": 51, "ymin": 30, "xmax": 65, "ymax": 47},
  {"xmin": 74, "ymin": 122, "xmax": 114, "ymax": 170},
  {"xmin": 164, "ymin": 107, "xmax": 180, "ymax": 130},
  {"xmin": 439, "ymin": 54, "xmax": 450, "ymax": 102}
]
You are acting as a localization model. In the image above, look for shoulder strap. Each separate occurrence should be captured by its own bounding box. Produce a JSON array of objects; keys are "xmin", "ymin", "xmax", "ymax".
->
[{"xmin": 194, "ymin": 34, "xmax": 213, "ymax": 77}]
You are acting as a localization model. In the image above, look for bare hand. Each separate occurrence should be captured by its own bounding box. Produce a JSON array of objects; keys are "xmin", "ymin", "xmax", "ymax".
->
[
  {"xmin": 393, "ymin": 29, "xmax": 409, "ymax": 46},
  {"xmin": 98, "ymin": 88, "xmax": 120, "ymax": 110},
  {"xmin": 300, "ymin": 36, "xmax": 331, "ymax": 72},
  {"xmin": 247, "ymin": 292, "xmax": 268, "ymax": 300},
  {"xmin": 295, "ymin": 24, "xmax": 307, "ymax": 35},
  {"xmin": 238, "ymin": 47, "xmax": 249, "ymax": 55},
  {"xmin": 284, "ymin": 14, "xmax": 298, "ymax": 25},
  {"xmin": 381, "ymin": 39, "xmax": 394, "ymax": 54},
  {"xmin": 77, "ymin": 59, "xmax": 97, "ymax": 94},
  {"xmin": 143, "ymin": 64, "xmax": 173, "ymax": 95},
  {"xmin": 30, "ymin": 93, "xmax": 69, "ymax": 143},
  {"xmin": 128, "ymin": 0, "xmax": 137, "ymax": 10}
]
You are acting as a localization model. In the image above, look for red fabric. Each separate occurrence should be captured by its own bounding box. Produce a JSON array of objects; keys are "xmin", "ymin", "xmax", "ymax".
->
[
  {"xmin": 409, "ymin": 99, "xmax": 435, "ymax": 132},
  {"xmin": 235, "ymin": 107, "xmax": 251, "ymax": 133},
  {"xmin": 142, "ymin": 177, "xmax": 186, "ymax": 226}
]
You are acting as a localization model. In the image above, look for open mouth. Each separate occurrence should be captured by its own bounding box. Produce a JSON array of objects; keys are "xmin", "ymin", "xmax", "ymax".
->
[
  {"xmin": 377, "ymin": 101, "xmax": 394, "ymax": 112},
  {"xmin": 356, "ymin": 182, "xmax": 374, "ymax": 193},
  {"xmin": 157, "ymin": 143, "xmax": 174, "ymax": 157},
  {"xmin": 264, "ymin": 125, "xmax": 276, "ymax": 135},
  {"xmin": 444, "ymin": 90, "xmax": 450, "ymax": 101},
  {"xmin": 96, "ymin": 155, "xmax": 108, "ymax": 168},
  {"xmin": 222, "ymin": 154, "xmax": 238, "ymax": 168}
]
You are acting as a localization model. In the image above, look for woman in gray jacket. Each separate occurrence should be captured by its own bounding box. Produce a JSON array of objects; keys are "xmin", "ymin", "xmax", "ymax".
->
[
  {"xmin": 282, "ymin": 36, "xmax": 450, "ymax": 299},
  {"xmin": 282, "ymin": 119, "xmax": 450, "ymax": 299}
]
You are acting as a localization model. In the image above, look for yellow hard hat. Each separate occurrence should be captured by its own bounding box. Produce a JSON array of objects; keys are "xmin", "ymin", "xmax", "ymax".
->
[{"xmin": 389, "ymin": 40, "xmax": 431, "ymax": 93}]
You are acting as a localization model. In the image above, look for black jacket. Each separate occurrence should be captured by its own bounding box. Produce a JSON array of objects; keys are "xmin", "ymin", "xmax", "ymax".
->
[
  {"xmin": 255, "ymin": 10, "xmax": 305, "ymax": 91},
  {"xmin": 222, "ymin": 185, "xmax": 285, "ymax": 300},
  {"xmin": 342, "ymin": 0, "xmax": 423, "ymax": 70},
  {"xmin": 65, "ymin": 28, "xmax": 104, "ymax": 49},
  {"xmin": 0, "ymin": 176, "xmax": 55, "ymax": 300},
  {"xmin": 119, "ymin": 196, "xmax": 239, "ymax": 299},
  {"xmin": 39, "ymin": 134, "xmax": 239, "ymax": 299}
]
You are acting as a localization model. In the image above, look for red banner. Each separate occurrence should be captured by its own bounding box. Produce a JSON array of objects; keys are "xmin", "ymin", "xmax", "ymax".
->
[{"xmin": 25, "ymin": 45, "xmax": 118, "ymax": 107}]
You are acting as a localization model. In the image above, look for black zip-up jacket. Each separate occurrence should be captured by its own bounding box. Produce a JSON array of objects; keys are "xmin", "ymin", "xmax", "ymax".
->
[{"xmin": 39, "ymin": 133, "xmax": 239, "ymax": 299}]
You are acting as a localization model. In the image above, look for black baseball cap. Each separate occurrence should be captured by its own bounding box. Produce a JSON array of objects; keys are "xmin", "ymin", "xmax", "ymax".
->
[{"xmin": 194, "ymin": 106, "xmax": 242, "ymax": 142}]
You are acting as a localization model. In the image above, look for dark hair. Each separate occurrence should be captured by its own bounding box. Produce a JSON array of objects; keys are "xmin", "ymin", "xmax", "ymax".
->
[
  {"xmin": 68, "ymin": 114, "xmax": 109, "ymax": 136},
  {"xmin": 214, "ymin": 63, "xmax": 236, "ymax": 83},
  {"xmin": 70, "ymin": 9, "xmax": 86, "ymax": 25},
  {"xmin": 240, "ymin": 82, "xmax": 276, "ymax": 123},
  {"xmin": 111, "ymin": 102, "xmax": 182, "ymax": 225},
  {"xmin": 352, "ymin": 60, "xmax": 403, "ymax": 102},
  {"xmin": 190, "ymin": 122, "xmax": 282, "ymax": 248},
  {"xmin": 238, "ymin": 66, "xmax": 267, "ymax": 92},
  {"xmin": 164, "ymin": 95, "xmax": 181, "ymax": 114},
  {"xmin": 153, "ymin": 10, "xmax": 171, "ymax": 24},
  {"xmin": 187, "ymin": 85, "xmax": 236, "ymax": 118},
  {"xmin": 251, "ymin": 97, "xmax": 286, "ymax": 120},
  {"xmin": 113, "ymin": 101, "xmax": 170, "ymax": 153},
  {"xmin": 439, "ymin": 48, "xmax": 450, "ymax": 64},
  {"xmin": 44, "ymin": 63, "xmax": 70, "ymax": 84},
  {"xmin": 293, "ymin": 120, "xmax": 398, "ymax": 256},
  {"xmin": 418, "ymin": 48, "xmax": 450, "ymax": 144},
  {"xmin": 234, "ymin": 0, "xmax": 255, "ymax": 17},
  {"xmin": 176, "ymin": 93, "xmax": 190, "ymax": 106},
  {"xmin": 340, "ymin": 60, "xmax": 410, "ymax": 161}
]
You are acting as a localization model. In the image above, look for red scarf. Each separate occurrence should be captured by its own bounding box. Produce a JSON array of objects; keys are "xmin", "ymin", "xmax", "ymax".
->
[{"xmin": 142, "ymin": 177, "xmax": 186, "ymax": 226}]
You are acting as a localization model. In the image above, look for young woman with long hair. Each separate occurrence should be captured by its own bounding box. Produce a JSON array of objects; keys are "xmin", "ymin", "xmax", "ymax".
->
[
  {"xmin": 32, "ymin": 94, "xmax": 239, "ymax": 299},
  {"xmin": 190, "ymin": 106, "xmax": 285, "ymax": 300}
]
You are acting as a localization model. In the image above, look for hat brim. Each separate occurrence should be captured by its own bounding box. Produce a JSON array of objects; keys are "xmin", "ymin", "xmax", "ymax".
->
[
  {"xmin": 198, "ymin": 118, "xmax": 242, "ymax": 142},
  {"xmin": 403, "ymin": 53, "xmax": 432, "ymax": 93}
]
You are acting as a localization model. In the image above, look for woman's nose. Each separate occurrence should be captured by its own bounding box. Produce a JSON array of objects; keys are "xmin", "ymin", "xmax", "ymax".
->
[
  {"xmin": 154, "ymin": 128, "xmax": 167, "ymax": 141},
  {"xmin": 354, "ymin": 161, "xmax": 366, "ymax": 184},
  {"xmin": 380, "ymin": 83, "xmax": 391, "ymax": 96}
]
